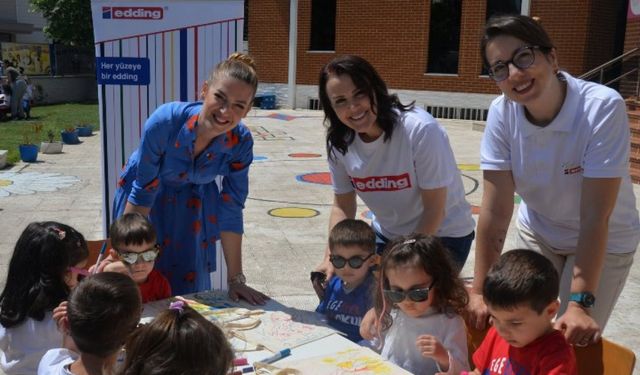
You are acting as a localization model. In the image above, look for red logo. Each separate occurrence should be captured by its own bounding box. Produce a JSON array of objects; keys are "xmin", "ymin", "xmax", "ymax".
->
[
  {"xmin": 350, "ymin": 173, "xmax": 412, "ymax": 192},
  {"xmin": 105, "ymin": 7, "xmax": 164, "ymax": 20}
]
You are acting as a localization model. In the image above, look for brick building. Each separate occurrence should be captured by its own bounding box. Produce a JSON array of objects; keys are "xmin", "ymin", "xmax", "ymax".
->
[{"xmin": 247, "ymin": 0, "xmax": 632, "ymax": 110}]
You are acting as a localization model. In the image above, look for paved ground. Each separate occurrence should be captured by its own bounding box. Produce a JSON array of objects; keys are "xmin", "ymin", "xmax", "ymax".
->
[{"xmin": 0, "ymin": 108, "xmax": 638, "ymax": 373}]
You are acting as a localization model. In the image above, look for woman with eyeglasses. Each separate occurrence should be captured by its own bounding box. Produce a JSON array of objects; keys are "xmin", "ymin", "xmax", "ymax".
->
[
  {"xmin": 468, "ymin": 14, "xmax": 640, "ymax": 348},
  {"xmin": 312, "ymin": 55, "xmax": 475, "ymax": 298},
  {"xmin": 112, "ymin": 53, "xmax": 268, "ymax": 304}
]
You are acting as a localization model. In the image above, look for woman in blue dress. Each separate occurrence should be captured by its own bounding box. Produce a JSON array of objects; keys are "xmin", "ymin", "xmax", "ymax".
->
[{"xmin": 112, "ymin": 53, "xmax": 267, "ymax": 303}]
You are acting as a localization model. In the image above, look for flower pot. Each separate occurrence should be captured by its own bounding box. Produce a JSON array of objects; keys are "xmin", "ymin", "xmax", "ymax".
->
[
  {"xmin": 41, "ymin": 141, "xmax": 64, "ymax": 154},
  {"xmin": 61, "ymin": 130, "xmax": 80, "ymax": 144},
  {"xmin": 19, "ymin": 144, "xmax": 39, "ymax": 162},
  {"xmin": 76, "ymin": 125, "xmax": 93, "ymax": 137}
]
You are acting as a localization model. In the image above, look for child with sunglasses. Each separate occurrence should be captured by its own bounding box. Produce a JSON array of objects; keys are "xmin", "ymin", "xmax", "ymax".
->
[
  {"xmin": 0, "ymin": 222, "xmax": 89, "ymax": 374},
  {"xmin": 315, "ymin": 219, "xmax": 377, "ymax": 343},
  {"xmin": 102, "ymin": 213, "xmax": 171, "ymax": 303},
  {"xmin": 365, "ymin": 234, "xmax": 469, "ymax": 375}
]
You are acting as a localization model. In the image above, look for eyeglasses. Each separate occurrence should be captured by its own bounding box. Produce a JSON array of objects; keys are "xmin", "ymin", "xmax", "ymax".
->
[
  {"xmin": 383, "ymin": 281, "xmax": 435, "ymax": 303},
  {"xmin": 330, "ymin": 253, "xmax": 374, "ymax": 269},
  {"xmin": 68, "ymin": 266, "xmax": 90, "ymax": 281},
  {"xmin": 116, "ymin": 244, "xmax": 160, "ymax": 265},
  {"xmin": 488, "ymin": 45, "xmax": 540, "ymax": 82}
]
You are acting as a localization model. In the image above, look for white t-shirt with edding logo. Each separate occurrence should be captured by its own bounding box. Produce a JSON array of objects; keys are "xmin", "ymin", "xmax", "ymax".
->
[{"xmin": 329, "ymin": 107, "xmax": 474, "ymax": 239}]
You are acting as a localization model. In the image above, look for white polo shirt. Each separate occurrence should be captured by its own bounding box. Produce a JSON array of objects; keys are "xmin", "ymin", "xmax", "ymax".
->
[
  {"xmin": 481, "ymin": 72, "xmax": 640, "ymax": 253},
  {"xmin": 329, "ymin": 107, "xmax": 474, "ymax": 239}
]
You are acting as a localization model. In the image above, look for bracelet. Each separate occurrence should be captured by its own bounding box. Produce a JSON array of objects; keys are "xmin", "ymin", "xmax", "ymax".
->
[{"xmin": 228, "ymin": 273, "xmax": 247, "ymax": 286}]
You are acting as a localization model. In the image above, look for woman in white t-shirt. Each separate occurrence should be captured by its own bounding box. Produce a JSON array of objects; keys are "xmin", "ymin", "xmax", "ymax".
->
[
  {"xmin": 311, "ymin": 55, "xmax": 475, "ymax": 298},
  {"xmin": 468, "ymin": 14, "xmax": 640, "ymax": 347}
]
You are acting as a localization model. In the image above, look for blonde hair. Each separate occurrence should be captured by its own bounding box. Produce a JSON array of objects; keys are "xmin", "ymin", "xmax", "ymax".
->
[{"xmin": 207, "ymin": 52, "xmax": 258, "ymax": 99}]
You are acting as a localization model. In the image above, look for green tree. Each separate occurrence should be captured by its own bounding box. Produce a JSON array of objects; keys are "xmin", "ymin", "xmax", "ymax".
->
[{"xmin": 30, "ymin": 0, "xmax": 94, "ymax": 48}]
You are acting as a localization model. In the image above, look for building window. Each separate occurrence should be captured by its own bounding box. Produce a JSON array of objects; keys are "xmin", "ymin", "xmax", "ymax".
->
[
  {"xmin": 309, "ymin": 0, "xmax": 336, "ymax": 51},
  {"xmin": 427, "ymin": 0, "xmax": 462, "ymax": 74},
  {"xmin": 481, "ymin": 0, "xmax": 523, "ymax": 75},
  {"xmin": 486, "ymin": 0, "xmax": 522, "ymax": 19}
]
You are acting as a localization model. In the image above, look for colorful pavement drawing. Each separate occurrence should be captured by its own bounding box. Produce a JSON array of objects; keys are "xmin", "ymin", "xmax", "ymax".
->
[
  {"xmin": 268, "ymin": 207, "xmax": 320, "ymax": 218},
  {"xmin": 274, "ymin": 347, "xmax": 412, "ymax": 374},
  {"xmin": 0, "ymin": 172, "xmax": 79, "ymax": 197}
]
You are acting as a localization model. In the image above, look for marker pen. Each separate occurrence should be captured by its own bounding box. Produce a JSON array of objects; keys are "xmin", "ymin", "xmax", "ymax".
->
[{"xmin": 257, "ymin": 348, "xmax": 291, "ymax": 364}]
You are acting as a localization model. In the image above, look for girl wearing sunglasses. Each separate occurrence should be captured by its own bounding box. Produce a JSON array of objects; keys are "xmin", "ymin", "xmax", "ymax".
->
[
  {"xmin": 364, "ymin": 234, "xmax": 469, "ymax": 375},
  {"xmin": 470, "ymin": 14, "xmax": 640, "ymax": 348}
]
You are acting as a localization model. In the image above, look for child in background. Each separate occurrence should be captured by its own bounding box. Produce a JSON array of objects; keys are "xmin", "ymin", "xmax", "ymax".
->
[
  {"xmin": 103, "ymin": 213, "xmax": 171, "ymax": 303},
  {"xmin": 21, "ymin": 77, "xmax": 33, "ymax": 120},
  {"xmin": 365, "ymin": 234, "xmax": 469, "ymax": 375},
  {"xmin": 470, "ymin": 250, "xmax": 577, "ymax": 374},
  {"xmin": 37, "ymin": 272, "xmax": 142, "ymax": 375},
  {"xmin": 316, "ymin": 219, "xmax": 377, "ymax": 343},
  {"xmin": 0, "ymin": 222, "xmax": 89, "ymax": 374},
  {"xmin": 120, "ymin": 300, "xmax": 233, "ymax": 375}
]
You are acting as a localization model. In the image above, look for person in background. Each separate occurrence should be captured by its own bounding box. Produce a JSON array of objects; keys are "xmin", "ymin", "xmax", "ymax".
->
[
  {"xmin": 112, "ymin": 53, "xmax": 268, "ymax": 303},
  {"xmin": 468, "ymin": 14, "xmax": 640, "ymax": 347},
  {"xmin": 312, "ymin": 55, "xmax": 474, "ymax": 299}
]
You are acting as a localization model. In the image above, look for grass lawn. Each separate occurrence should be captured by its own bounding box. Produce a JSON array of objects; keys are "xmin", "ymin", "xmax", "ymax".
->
[{"xmin": 0, "ymin": 103, "xmax": 99, "ymax": 165}]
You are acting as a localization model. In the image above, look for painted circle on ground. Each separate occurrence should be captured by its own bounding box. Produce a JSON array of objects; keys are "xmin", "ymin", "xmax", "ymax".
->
[
  {"xmin": 268, "ymin": 207, "xmax": 320, "ymax": 218},
  {"xmin": 296, "ymin": 172, "xmax": 331, "ymax": 185},
  {"xmin": 458, "ymin": 164, "xmax": 480, "ymax": 171},
  {"xmin": 289, "ymin": 153, "xmax": 322, "ymax": 158},
  {"xmin": 254, "ymin": 155, "xmax": 268, "ymax": 161},
  {"xmin": 0, "ymin": 179, "xmax": 12, "ymax": 187}
]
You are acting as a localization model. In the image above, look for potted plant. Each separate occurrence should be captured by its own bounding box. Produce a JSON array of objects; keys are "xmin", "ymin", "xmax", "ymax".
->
[
  {"xmin": 75, "ymin": 123, "xmax": 94, "ymax": 137},
  {"xmin": 19, "ymin": 124, "xmax": 42, "ymax": 163},
  {"xmin": 61, "ymin": 127, "xmax": 80, "ymax": 144},
  {"xmin": 41, "ymin": 129, "xmax": 64, "ymax": 154}
]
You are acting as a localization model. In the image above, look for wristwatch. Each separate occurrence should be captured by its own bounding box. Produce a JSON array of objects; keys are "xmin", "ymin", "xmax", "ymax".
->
[
  {"xmin": 228, "ymin": 273, "xmax": 247, "ymax": 286},
  {"xmin": 569, "ymin": 292, "xmax": 596, "ymax": 308}
]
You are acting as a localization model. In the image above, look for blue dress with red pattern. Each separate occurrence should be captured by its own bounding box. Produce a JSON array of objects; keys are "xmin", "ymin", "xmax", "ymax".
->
[{"xmin": 113, "ymin": 101, "xmax": 253, "ymax": 295}]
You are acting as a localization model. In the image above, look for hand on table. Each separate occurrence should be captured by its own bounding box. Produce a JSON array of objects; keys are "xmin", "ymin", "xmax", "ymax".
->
[
  {"xmin": 311, "ymin": 257, "xmax": 334, "ymax": 299},
  {"xmin": 228, "ymin": 282, "xmax": 269, "ymax": 305},
  {"xmin": 554, "ymin": 303, "xmax": 600, "ymax": 347}
]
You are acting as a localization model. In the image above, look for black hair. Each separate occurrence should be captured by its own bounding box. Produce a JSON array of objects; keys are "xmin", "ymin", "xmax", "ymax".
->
[
  {"xmin": 318, "ymin": 55, "xmax": 414, "ymax": 159},
  {"xmin": 0, "ymin": 222, "xmax": 88, "ymax": 327},
  {"xmin": 109, "ymin": 213, "xmax": 157, "ymax": 251},
  {"xmin": 68, "ymin": 272, "xmax": 141, "ymax": 357},
  {"xmin": 329, "ymin": 219, "xmax": 376, "ymax": 254},
  {"xmin": 481, "ymin": 14, "xmax": 555, "ymax": 68},
  {"xmin": 121, "ymin": 304, "xmax": 233, "ymax": 375},
  {"xmin": 483, "ymin": 249, "xmax": 559, "ymax": 314}
]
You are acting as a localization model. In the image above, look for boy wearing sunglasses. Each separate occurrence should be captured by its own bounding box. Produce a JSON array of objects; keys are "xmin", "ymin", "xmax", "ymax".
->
[
  {"xmin": 470, "ymin": 250, "xmax": 576, "ymax": 374},
  {"xmin": 315, "ymin": 219, "xmax": 377, "ymax": 343},
  {"xmin": 103, "ymin": 213, "xmax": 172, "ymax": 303}
]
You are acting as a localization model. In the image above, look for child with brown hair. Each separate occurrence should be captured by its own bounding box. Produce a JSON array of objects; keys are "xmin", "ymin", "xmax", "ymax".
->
[
  {"xmin": 120, "ymin": 301, "xmax": 233, "ymax": 375},
  {"xmin": 361, "ymin": 234, "xmax": 469, "ymax": 375}
]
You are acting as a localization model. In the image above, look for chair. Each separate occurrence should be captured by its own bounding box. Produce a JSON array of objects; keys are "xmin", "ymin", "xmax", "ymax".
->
[
  {"xmin": 85, "ymin": 239, "xmax": 111, "ymax": 270},
  {"xmin": 574, "ymin": 338, "xmax": 636, "ymax": 375}
]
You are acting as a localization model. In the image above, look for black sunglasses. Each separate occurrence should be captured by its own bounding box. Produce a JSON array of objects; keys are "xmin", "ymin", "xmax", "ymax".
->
[
  {"xmin": 383, "ymin": 281, "xmax": 435, "ymax": 303},
  {"xmin": 488, "ymin": 45, "xmax": 541, "ymax": 82},
  {"xmin": 330, "ymin": 253, "xmax": 374, "ymax": 269}
]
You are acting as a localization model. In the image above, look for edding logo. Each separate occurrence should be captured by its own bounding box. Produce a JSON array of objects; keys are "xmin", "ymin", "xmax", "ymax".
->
[
  {"xmin": 350, "ymin": 173, "xmax": 412, "ymax": 192},
  {"xmin": 102, "ymin": 7, "xmax": 164, "ymax": 20}
]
